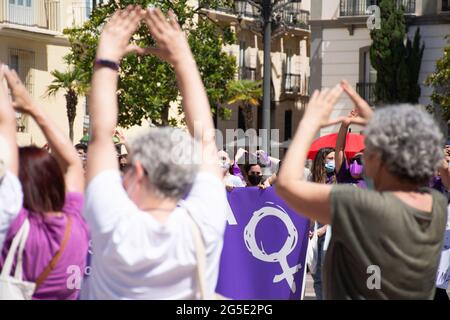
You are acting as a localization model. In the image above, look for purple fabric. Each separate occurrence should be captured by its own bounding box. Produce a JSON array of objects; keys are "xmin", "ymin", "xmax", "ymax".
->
[
  {"xmin": 337, "ymin": 159, "xmax": 366, "ymax": 189},
  {"xmin": 430, "ymin": 176, "xmax": 446, "ymax": 194},
  {"xmin": 216, "ymin": 187, "xmax": 309, "ymax": 299},
  {"xmin": 0, "ymin": 193, "xmax": 90, "ymax": 300},
  {"xmin": 231, "ymin": 162, "xmax": 245, "ymax": 182}
]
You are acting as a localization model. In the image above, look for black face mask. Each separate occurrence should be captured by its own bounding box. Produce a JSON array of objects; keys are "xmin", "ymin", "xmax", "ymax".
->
[{"xmin": 248, "ymin": 174, "xmax": 262, "ymax": 186}]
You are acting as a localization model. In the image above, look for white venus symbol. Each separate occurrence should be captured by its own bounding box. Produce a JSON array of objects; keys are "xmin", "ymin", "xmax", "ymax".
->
[{"xmin": 243, "ymin": 204, "xmax": 301, "ymax": 293}]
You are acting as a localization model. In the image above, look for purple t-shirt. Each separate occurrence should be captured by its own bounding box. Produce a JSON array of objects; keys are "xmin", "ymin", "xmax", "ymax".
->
[
  {"xmin": 336, "ymin": 160, "xmax": 367, "ymax": 189},
  {"xmin": 0, "ymin": 192, "xmax": 89, "ymax": 300}
]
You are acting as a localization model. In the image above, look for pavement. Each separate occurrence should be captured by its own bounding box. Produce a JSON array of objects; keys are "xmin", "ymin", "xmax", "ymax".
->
[
  {"xmin": 302, "ymin": 272, "xmax": 450, "ymax": 300},
  {"xmin": 303, "ymin": 272, "xmax": 317, "ymax": 300}
]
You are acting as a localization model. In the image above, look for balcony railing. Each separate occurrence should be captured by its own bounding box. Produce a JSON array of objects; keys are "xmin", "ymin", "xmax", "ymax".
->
[
  {"xmin": 238, "ymin": 66, "xmax": 257, "ymax": 80},
  {"xmin": 279, "ymin": 9, "xmax": 309, "ymax": 30},
  {"xmin": 0, "ymin": 0, "xmax": 60, "ymax": 31},
  {"xmin": 284, "ymin": 73, "xmax": 301, "ymax": 94},
  {"xmin": 203, "ymin": 2, "xmax": 309, "ymax": 31},
  {"xmin": 443, "ymin": 0, "xmax": 450, "ymax": 12},
  {"xmin": 340, "ymin": 0, "xmax": 416, "ymax": 16},
  {"xmin": 356, "ymin": 82, "xmax": 376, "ymax": 106}
]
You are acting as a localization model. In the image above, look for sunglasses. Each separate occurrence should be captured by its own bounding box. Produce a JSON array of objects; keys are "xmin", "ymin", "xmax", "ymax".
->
[{"xmin": 350, "ymin": 157, "xmax": 363, "ymax": 165}]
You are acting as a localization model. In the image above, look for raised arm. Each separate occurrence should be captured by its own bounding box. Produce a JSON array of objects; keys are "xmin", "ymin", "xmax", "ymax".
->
[
  {"xmin": 276, "ymin": 81, "xmax": 373, "ymax": 224},
  {"xmin": 0, "ymin": 65, "xmax": 18, "ymax": 176},
  {"xmin": 144, "ymin": 9, "xmax": 222, "ymax": 178},
  {"xmin": 276, "ymin": 87, "xmax": 343, "ymax": 224},
  {"xmin": 336, "ymin": 80, "xmax": 374, "ymax": 173},
  {"xmin": 335, "ymin": 113, "xmax": 351, "ymax": 174},
  {"xmin": 86, "ymin": 6, "xmax": 143, "ymax": 184},
  {"xmin": 4, "ymin": 68, "xmax": 84, "ymax": 193}
]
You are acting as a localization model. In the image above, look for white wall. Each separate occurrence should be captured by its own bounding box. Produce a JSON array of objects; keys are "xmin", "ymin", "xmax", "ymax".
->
[
  {"xmin": 322, "ymin": 0, "xmax": 340, "ymax": 20},
  {"xmin": 320, "ymin": 27, "xmax": 372, "ymax": 135}
]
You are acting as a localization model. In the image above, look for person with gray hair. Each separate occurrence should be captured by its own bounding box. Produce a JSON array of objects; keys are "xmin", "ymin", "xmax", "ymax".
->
[
  {"xmin": 276, "ymin": 80, "xmax": 448, "ymax": 299},
  {"xmin": 80, "ymin": 6, "xmax": 227, "ymax": 299}
]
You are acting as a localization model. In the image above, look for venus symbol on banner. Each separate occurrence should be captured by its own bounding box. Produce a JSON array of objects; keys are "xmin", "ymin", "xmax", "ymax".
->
[{"xmin": 243, "ymin": 203, "xmax": 301, "ymax": 293}]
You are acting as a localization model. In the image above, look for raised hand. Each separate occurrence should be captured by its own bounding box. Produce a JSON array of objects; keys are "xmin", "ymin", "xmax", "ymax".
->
[
  {"xmin": 340, "ymin": 80, "xmax": 373, "ymax": 125},
  {"xmin": 143, "ymin": 8, "xmax": 192, "ymax": 67},
  {"xmin": 302, "ymin": 85, "xmax": 343, "ymax": 128},
  {"xmin": 3, "ymin": 67, "xmax": 36, "ymax": 114},
  {"xmin": 96, "ymin": 5, "xmax": 145, "ymax": 63}
]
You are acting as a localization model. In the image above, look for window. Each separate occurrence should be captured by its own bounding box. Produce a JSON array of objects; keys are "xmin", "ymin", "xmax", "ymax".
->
[
  {"xmin": 443, "ymin": 0, "xmax": 450, "ymax": 11},
  {"xmin": 358, "ymin": 46, "xmax": 376, "ymax": 105},
  {"xmin": 8, "ymin": 48, "xmax": 35, "ymax": 132},
  {"xmin": 364, "ymin": 51, "xmax": 377, "ymax": 83},
  {"xmin": 238, "ymin": 106, "xmax": 246, "ymax": 131},
  {"xmin": 284, "ymin": 110, "xmax": 293, "ymax": 141}
]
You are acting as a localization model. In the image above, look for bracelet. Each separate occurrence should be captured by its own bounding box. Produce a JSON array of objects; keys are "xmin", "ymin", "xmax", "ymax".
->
[{"xmin": 94, "ymin": 59, "xmax": 120, "ymax": 71}]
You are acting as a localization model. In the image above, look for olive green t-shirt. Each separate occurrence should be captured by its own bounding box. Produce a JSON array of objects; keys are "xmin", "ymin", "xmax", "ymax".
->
[{"xmin": 323, "ymin": 185, "xmax": 447, "ymax": 300}]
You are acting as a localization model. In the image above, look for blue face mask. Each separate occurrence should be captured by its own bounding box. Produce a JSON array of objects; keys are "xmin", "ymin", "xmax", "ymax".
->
[{"xmin": 325, "ymin": 161, "xmax": 335, "ymax": 173}]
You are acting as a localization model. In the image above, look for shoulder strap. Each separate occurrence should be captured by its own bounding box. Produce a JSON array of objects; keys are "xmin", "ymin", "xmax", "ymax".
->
[
  {"xmin": 179, "ymin": 202, "xmax": 209, "ymax": 300},
  {"xmin": 1, "ymin": 219, "xmax": 30, "ymax": 280},
  {"xmin": 35, "ymin": 215, "xmax": 72, "ymax": 290}
]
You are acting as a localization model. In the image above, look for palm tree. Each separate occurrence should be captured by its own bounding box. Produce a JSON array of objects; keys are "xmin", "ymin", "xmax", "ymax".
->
[
  {"xmin": 227, "ymin": 79, "xmax": 262, "ymax": 130},
  {"xmin": 46, "ymin": 68, "xmax": 87, "ymax": 142}
]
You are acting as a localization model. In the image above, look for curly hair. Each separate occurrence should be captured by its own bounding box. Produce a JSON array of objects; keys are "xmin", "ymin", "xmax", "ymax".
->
[
  {"xmin": 364, "ymin": 104, "xmax": 444, "ymax": 185},
  {"xmin": 128, "ymin": 127, "xmax": 199, "ymax": 200}
]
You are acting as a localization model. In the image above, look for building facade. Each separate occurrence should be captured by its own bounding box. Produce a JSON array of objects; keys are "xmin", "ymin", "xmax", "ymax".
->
[
  {"xmin": 205, "ymin": 0, "xmax": 311, "ymax": 150},
  {"xmin": 0, "ymin": 0, "xmax": 92, "ymax": 146},
  {"xmin": 310, "ymin": 0, "xmax": 450, "ymax": 136}
]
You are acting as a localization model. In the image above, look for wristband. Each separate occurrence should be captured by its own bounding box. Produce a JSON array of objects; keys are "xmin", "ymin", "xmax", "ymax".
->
[{"xmin": 94, "ymin": 59, "xmax": 120, "ymax": 71}]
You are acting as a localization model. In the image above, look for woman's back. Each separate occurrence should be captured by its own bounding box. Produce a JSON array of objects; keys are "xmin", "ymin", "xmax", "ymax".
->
[
  {"xmin": 323, "ymin": 185, "xmax": 447, "ymax": 299},
  {"xmin": 0, "ymin": 193, "xmax": 89, "ymax": 300}
]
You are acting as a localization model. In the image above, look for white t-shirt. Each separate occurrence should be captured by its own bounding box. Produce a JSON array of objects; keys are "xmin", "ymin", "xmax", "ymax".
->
[
  {"xmin": 0, "ymin": 171, "xmax": 23, "ymax": 249},
  {"xmin": 80, "ymin": 170, "xmax": 227, "ymax": 299}
]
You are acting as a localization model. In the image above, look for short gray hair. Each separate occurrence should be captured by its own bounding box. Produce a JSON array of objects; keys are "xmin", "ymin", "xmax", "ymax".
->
[
  {"xmin": 128, "ymin": 127, "xmax": 199, "ymax": 200},
  {"xmin": 364, "ymin": 104, "xmax": 444, "ymax": 184}
]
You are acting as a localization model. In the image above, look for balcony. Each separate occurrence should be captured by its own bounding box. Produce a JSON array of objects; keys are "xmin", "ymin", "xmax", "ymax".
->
[
  {"xmin": 356, "ymin": 82, "xmax": 376, "ymax": 106},
  {"xmin": 238, "ymin": 66, "xmax": 257, "ymax": 80},
  {"xmin": 0, "ymin": 0, "xmax": 60, "ymax": 32},
  {"xmin": 202, "ymin": 1, "xmax": 310, "ymax": 31},
  {"xmin": 279, "ymin": 9, "xmax": 309, "ymax": 30},
  {"xmin": 339, "ymin": 0, "xmax": 416, "ymax": 16},
  {"xmin": 284, "ymin": 73, "xmax": 301, "ymax": 94}
]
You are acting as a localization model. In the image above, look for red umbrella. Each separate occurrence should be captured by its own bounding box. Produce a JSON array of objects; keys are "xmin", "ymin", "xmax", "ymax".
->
[{"xmin": 307, "ymin": 133, "xmax": 365, "ymax": 160}]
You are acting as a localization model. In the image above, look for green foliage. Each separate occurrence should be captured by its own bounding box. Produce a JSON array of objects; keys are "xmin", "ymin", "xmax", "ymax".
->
[
  {"xmin": 46, "ymin": 68, "xmax": 87, "ymax": 141},
  {"xmin": 370, "ymin": 0, "xmax": 424, "ymax": 104},
  {"xmin": 227, "ymin": 79, "xmax": 263, "ymax": 130},
  {"xmin": 425, "ymin": 36, "xmax": 450, "ymax": 121},
  {"xmin": 63, "ymin": 0, "xmax": 236, "ymax": 128},
  {"xmin": 46, "ymin": 68, "xmax": 87, "ymax": 97}
]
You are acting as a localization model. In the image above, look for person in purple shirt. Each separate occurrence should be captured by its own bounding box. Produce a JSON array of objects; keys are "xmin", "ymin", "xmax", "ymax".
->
[
  {"xmin": 335, "ymin": 110, "xmax": 366, "ymax": 189},
  {"xmin": 0, "ymin": 67, "xmax": 89, "ymax": 300}
]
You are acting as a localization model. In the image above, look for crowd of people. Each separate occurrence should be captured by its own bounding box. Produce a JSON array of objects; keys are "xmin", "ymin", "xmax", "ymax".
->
[{"xmin": 0, "ymin": 5, "xmax": 448, "ymax": 300}]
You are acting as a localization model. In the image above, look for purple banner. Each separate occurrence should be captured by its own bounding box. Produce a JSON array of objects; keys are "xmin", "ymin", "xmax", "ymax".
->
[{"xmin": 216, "ymin": 187, "xmax": 309, "ymax": 300}]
